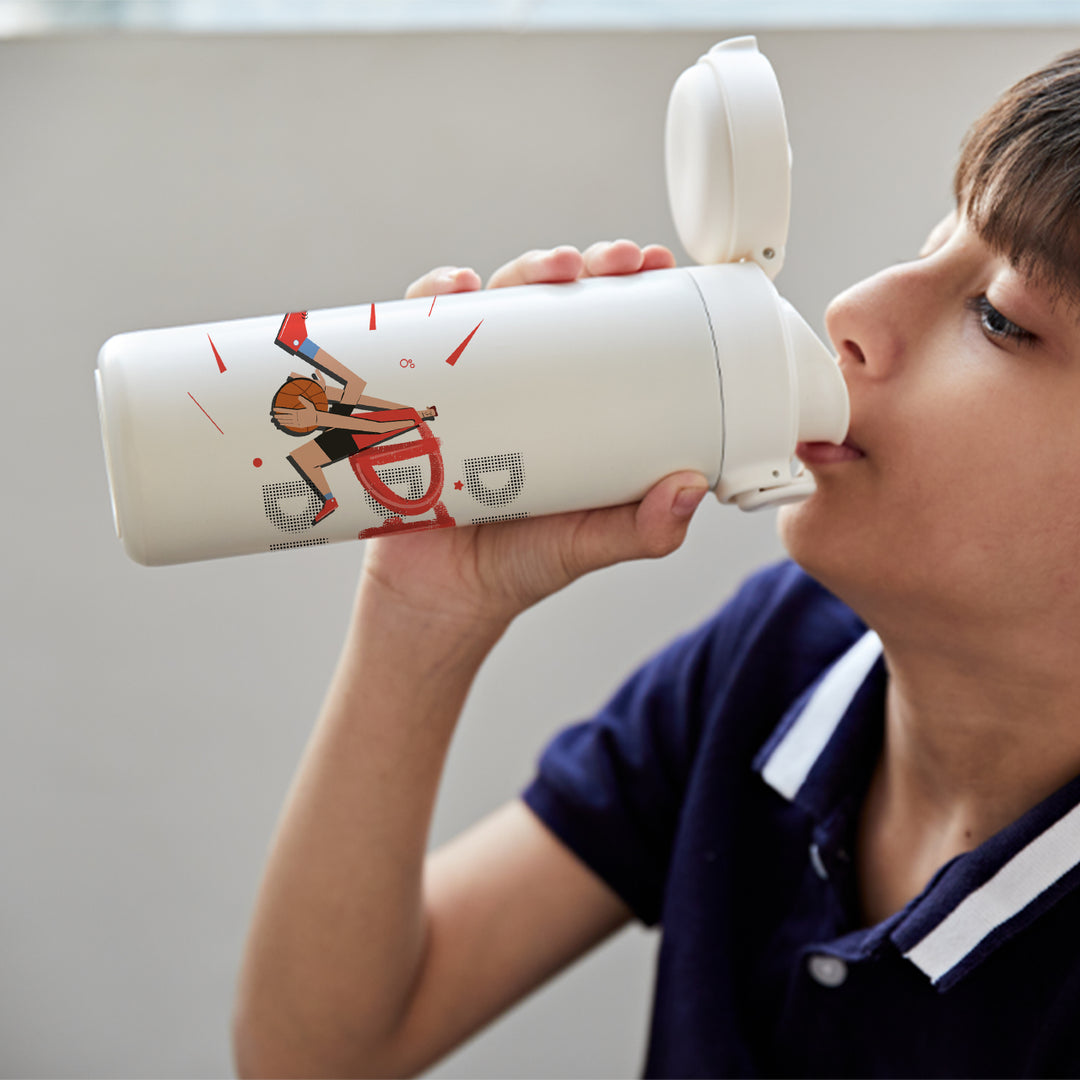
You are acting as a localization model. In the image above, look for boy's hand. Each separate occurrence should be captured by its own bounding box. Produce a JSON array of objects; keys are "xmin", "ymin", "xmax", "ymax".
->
[
  {"xmin": 404, "ymin": 240, "xmax": 676, "ymax": 297},
  {"xmin": 377, "ymin": 241, "xmax": 705, "ymax": 630},
  {"xmin": 487, "ymin": 240, "xmax": 676, "ymax": 287}
]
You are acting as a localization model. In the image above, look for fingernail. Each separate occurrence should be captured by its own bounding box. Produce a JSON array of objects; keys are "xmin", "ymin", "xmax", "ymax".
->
[{"xmin": 672, "ymin": 484, "xmax": 709, "ymax": 519}]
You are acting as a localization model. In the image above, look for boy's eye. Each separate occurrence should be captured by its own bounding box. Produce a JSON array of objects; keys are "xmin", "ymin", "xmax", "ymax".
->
[{"xmin": 966, "ymin": 294, "xmax": 1037, "ymax": 347}]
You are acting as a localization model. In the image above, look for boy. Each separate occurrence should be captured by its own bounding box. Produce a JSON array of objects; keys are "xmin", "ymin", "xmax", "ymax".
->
[{"xmin": 234, "ymin": 49, "xmax": 1080, "ymax": 1077}]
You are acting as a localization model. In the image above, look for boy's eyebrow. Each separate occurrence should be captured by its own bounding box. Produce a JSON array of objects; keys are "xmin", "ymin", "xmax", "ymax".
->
[
  {"xmin": 970, "ymin": 211, "xmax": 1080, "ymax": 316},
  {"xmin": 916, "ymin": 207, "xmax": 1080, "ymax": 324},
  {"xmin": 1013, "ymin": 259, "xmax": 1080, "ymax": 323},
  {"xmin": 1008, "ymin": 265, "xmax": 1080, "ymax": 329}
]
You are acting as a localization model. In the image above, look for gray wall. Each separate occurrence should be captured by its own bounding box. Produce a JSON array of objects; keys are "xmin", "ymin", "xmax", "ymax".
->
[{"xmin": 2, "ymin": 25, "xmax": 1076, "ymax": 1078}]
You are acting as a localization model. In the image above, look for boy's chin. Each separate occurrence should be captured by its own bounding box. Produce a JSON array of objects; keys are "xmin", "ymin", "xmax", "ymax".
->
[
  {"xmin": 776, "ymin": 497, "xmax": 861, "ymax": 592},
  {"xmin": 776, "ymin": 497, "xmax": 822, "ymax": 559},
  {"xmin": 778, "ymin": 497, "xmax": 927, "ymax": 619}
]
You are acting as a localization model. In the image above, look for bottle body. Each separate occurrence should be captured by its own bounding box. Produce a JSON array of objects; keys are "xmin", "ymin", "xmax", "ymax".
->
[{"xmin": 97, "ymin": 267, "xmax": 743, "ymax": 566}]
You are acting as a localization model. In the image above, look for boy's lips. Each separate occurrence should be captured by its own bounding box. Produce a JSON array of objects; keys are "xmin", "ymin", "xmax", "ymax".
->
[{"xmin": 796, "ymin": 434, "xmax": 866, "ymax": 465}]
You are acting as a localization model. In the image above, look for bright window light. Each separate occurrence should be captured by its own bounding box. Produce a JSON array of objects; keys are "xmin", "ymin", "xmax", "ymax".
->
[{"xmin": 3, "ymin": 0, "xmax": 1080, "ymax": 36}]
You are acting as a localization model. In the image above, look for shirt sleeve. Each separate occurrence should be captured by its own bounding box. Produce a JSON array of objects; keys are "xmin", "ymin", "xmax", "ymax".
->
[{"xmin": 521, "ymin": 561, "xmax": 811, "ymax": 926}]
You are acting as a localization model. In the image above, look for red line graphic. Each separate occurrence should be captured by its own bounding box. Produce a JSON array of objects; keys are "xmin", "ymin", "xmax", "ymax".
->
[
  {"xmin": 208, "ymin": 334, "xmax": 226, "ymax": 373},
  {"xmin": 446, "ymin": 319, "xmax": 483, "ymax": 366},
  {"xmin": 428, "ymin": 295, "xmax": 437, "ymax": 317},
  {"xmin": 369, "ymin": 303, "xmax": 377, "ymax": 331},
  {"xmin": 188, "ymin": 392, "xmax": 224, "ymax": 434}
]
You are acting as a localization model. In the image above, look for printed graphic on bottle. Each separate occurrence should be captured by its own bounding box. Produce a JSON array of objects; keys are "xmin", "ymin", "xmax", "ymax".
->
[{"xmin": 267, "ymin": 310, "xmax": 453, "ymax": 536}]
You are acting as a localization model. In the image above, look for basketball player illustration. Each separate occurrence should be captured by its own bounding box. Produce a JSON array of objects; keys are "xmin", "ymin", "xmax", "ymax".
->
[{"xmin": 271, "ymin": 311, "xmax": 437, "ymax": 526}]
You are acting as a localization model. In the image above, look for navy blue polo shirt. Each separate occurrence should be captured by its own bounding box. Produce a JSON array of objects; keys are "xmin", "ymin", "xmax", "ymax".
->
[{"xmin": 522, "ymin": 561, "xmax": 1080, "ymax": 1078}]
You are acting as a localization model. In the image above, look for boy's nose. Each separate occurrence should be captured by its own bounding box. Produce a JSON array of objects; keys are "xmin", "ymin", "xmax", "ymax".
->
[
  {"xmin": 824, "ymin": 285, "xmax": 870, "ymax": 370},
  {"xmin": 824, "ymin": 262, "xmax": 922, "ymax": 379}
]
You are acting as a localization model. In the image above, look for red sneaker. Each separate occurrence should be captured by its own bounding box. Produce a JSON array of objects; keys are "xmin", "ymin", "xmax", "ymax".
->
[
  {"xmin": 313, "ymin": 496, "xmax": 338, "ymax": 525},
  {"xmin": 275, "ymin": 311, "xmax": 309, "ymax": 355}
]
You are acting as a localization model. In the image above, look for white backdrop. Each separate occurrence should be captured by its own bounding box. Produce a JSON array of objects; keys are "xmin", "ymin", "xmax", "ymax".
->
[{"xmin": 1, "ymin": 25, "xmax": 1077, "ymax": 1078}]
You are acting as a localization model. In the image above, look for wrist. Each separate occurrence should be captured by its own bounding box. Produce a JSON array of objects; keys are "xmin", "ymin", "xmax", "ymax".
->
[{"xmin": 352, "ymin": 561, "xmax": 512, "ymax": 665}]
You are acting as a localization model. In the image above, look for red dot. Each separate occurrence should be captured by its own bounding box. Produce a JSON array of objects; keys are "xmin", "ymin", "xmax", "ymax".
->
[{"xmin": 253, "ymin": 458, "xmax": 263, "ymax": 468}]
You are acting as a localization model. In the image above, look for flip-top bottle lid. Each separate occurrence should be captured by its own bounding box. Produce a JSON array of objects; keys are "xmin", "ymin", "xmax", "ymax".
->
[{"xmin": 665, "ymin": 36, "xmax": 792, "ymax": 279}]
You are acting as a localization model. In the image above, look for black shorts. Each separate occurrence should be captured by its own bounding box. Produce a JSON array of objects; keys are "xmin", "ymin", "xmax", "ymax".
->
[{"xmin": 314, "ymin": 426, "xmax": 358, "ymax": 464}]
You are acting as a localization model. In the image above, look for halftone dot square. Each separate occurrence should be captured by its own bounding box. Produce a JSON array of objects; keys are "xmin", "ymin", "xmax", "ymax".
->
[
  {"xmin": 263, "ymin": 480, "xmax": 322, "ymax": 533},
  {"xmin": 463, "ymin": 452, "xmax": 525, "ymax": 508}
]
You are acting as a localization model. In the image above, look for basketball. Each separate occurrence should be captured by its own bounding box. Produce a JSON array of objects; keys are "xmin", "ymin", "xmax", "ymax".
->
[{"xmin": 272, "ymin": 377, "xmax": 329, "ymax": 435}]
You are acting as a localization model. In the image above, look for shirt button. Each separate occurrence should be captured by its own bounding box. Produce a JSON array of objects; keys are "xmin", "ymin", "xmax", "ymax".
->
[
  {"xmin": 807, "ymin": 954, "xmax": 848, "ymax": 988},
  {"xmin": 809, "ymin": 841, "xmax": 829, "ymax": 880}
]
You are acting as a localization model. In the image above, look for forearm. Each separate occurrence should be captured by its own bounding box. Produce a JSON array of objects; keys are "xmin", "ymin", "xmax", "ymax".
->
[
  {"xmin": 322, "ymin": 388, "xmax": 401, "ymax": 410},
  {"xmin": 318, "ymin": 410, "xmax": 418, "ymax": 434},
  {"xmin": 354, "ymin": 393, "xmax": 410, "ymax": 411},
  {"xmin": 234, "ymin": 576, "xmax": 509, "ymax": 1076},
  {"xmin": 311, "ymin": 356, "xmax": 365, "ymax": 399}
]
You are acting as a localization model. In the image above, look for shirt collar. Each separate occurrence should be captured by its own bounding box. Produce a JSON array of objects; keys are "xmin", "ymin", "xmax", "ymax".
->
[
  {"xmin": 756, "ymin": 629, "xmax": 883, "ymax": 806},
  {"xmin": 753, "ymin": 630, "xmax": 1080, "ymax": 992}
]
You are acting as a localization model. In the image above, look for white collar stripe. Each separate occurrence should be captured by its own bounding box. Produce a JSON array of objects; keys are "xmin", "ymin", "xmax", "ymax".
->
[
  {"xmin": 761, "ymin": 630, "xmax": 883, "ymax": 800},
  {"xmin": 904, "ymin": 799, "xmax": 1080, "ymax": 983}
]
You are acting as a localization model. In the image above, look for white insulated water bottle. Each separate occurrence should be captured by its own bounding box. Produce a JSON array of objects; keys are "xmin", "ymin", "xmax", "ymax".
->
[{"xmin": 96, "ymin": 37, "xmax": 849, "ymax": 566}]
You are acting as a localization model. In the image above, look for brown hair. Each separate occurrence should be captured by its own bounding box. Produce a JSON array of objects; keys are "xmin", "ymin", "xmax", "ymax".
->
[{"xmin": 955, "ymin": 49, "xmax": 1080, "ymax": 302}]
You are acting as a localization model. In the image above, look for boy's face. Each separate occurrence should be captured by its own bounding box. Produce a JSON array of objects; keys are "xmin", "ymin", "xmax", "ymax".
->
[{"xmin": 779, "ymin": 210, "xmax": 1080, "ymax": 627}]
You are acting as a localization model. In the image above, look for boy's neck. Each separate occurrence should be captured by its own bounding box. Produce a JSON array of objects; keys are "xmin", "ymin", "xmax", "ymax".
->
[
  {"xmin": 880, "ymin": 629, "xmax": 1080, "ymax": 828},
  {"xmin": 855, "ymin": 622, "xmax": 1080, "ymax": 926}
]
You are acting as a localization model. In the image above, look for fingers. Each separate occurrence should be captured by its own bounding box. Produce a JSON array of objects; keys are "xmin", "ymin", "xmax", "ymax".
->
[
  {"xmin": 632, "ymin": 471, "xmax": 711, "ymax": 554},
  {"xmin": 405, "ymin": 266, "xmax": 483, "ymax": 300},
  {"xmin": 580, "ymin": 240, "xmax": 676, "ymax": 278},
  {"xmin": 408, "ymin": 241, "xmax": 675, "ymax": 300},
  {"xmin": 563, "ymin": 471, "xmax": 711, "ymax": 579},
  {"xmin": 487, "ymin": 241, "xmax": 675, "ymax": 289},
  {"xmin": 486, "ymin": 246, "xmax": 584, "ymax": 289},
  {"xmin": 273, "ymin": 401, "xmax": 314, "ymax": 424},
  {"xmin": 639, "ymin": 243, "xmax": 678, "ymax": 272}
]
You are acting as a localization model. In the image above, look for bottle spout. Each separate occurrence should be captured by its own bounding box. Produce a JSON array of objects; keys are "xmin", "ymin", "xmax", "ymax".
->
[{"xmin": 779, "ymin": 298, "xmax": 849, "ymax": 445}]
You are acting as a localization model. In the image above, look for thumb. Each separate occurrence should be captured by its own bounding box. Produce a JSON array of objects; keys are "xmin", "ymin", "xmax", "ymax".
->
[{"xmin": 564, "ymin": 471, "xmax": 711, "ymax": 577}]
